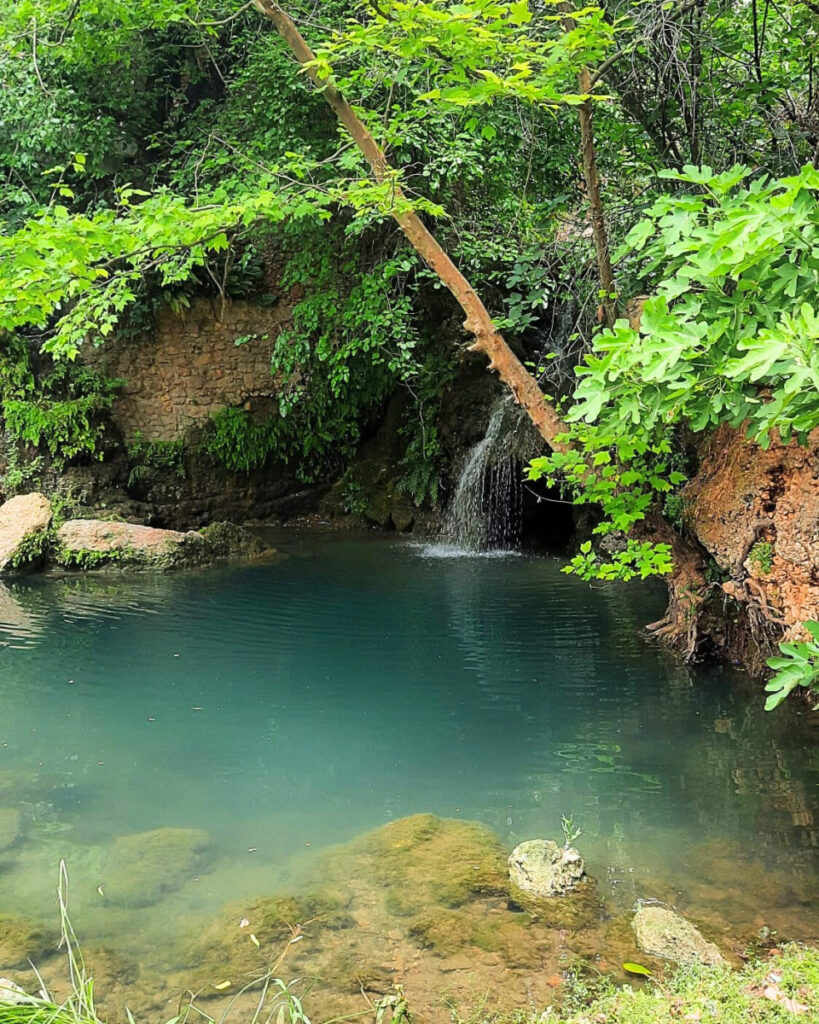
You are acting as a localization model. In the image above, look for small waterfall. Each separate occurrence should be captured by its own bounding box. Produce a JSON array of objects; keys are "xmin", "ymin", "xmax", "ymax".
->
[{"xmin": 441, "ymin": 396, "xmax": 542, "ymax": 552}]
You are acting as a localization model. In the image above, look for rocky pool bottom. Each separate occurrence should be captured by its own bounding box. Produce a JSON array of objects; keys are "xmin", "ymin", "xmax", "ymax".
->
[{"xmin": 0, "ymin": 811, "xmax": 817, "ymax": 1024}]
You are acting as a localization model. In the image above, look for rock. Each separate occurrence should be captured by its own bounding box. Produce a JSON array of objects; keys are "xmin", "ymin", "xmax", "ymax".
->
[
  {"xmin": 0, "ymin": 978, "xmax": 32, "ymax": 1004},
  {"xmin": 0, "ymin": 915, "xmax": 54, "ymax": 968},
  {"xmin": 198, "ymin": 521, "xmax": 274, "ymax": 560},
  {"xmin": 631, "ymin": 905, "xmax": 725, "ymax": 966},
  {"xmin": 55, "ymin": 518, "xmax": 275, "ymax": 571},
  {"xmin": 0, "ymin": 493, "xmax": 52, "ymax": 574},
  {"xmin": 186, "ymin": 892, "xmax": 354, "ymax": 993},
  {"xmin": 508, "ymin": 839, "xmax": 586, "ymax": 897},
  {"xmin": 56, "ymin": 519, "xmax": 205, "ymax": 570},
  {"xmin": 360, "ymin": 813, "xmax": 509, "ymax": 913},
  {"xmin": 0, "ymin": 808, "xmax": 21, "ymax": 852},
  {"xmin": 102, "ymin": 827, "xmax": 216, "ymax": 907}
]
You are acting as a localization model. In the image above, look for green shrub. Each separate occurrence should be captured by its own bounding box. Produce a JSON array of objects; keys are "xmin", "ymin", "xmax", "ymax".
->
[{"xmin": 0, "ymin": 338, "xmax": 122, "ymax": 465}]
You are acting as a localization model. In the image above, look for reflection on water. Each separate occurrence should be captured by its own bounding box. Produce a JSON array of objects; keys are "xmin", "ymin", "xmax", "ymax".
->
[{"xmin": 0, "ymin": 532, "xmax": 816, "ymax": 1019}]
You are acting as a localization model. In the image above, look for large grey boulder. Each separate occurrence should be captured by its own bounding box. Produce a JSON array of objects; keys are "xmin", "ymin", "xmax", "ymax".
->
[
  {"xmin": 508, "ymin": 839, "xmax": 586, "ymax": 897},
  {"xmin": 0, "ymin": 493, "xmax": 52, "ymax": 573},
  {"xmin": 632, "ymin": 905, "xmax": 725, "ymax": 965}
]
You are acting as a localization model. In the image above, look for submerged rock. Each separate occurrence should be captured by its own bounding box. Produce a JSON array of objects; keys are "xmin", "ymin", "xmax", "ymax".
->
[
  {"xmin": 508, "ymin": 839, "xmax": 586, "ymax": 897},
  {"xmin": 357, "ymin": 813, "xmax": 509, "ymax": 913},
  {"xmin": 0, "ymin": 914, "xmax": 54, "ymax": 969},
  {"xmin": 0, "ymin": 493, "xmax": 52, "ymax": 574},
  {"xmin": 102, "ymin": 827, "xmax": 216, "ymax": 907},
  {"xmin": 632, "ymin": 905, "xmax": 725, "ymax": 965},
  {"xmin": 186, "ymin": 891, "xmax": 354, "ymax": 994},
  {"xmin": 0, "ymin": 807, "xmax": 21, "ymax": 851}
]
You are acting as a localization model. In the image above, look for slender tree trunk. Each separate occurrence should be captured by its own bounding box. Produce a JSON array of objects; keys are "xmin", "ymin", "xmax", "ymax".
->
[
  {"xmin": 577, "ymin": 68, "xmax": 616, "ymax": 326},
  {"xmin": 250, "ymin": 0, "xmax": 569, "ymax": 451},
  {"xmin": 560, "ymin": 6, "xmax": 616, "ymax": 327}
]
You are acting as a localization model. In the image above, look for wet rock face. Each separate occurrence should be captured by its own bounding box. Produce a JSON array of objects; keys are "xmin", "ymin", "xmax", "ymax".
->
[
  {"xmin": 632, "ymin": 905, "xmax": 725, "ymax": 966},
  {"xmin": 101, "ymin": 827, "xmax": 216, "ymax": 908},
  {"xmin": 508, "ymin": 839, "xmax": 586, "ymax": 898},
  {"xmin": 685, "ymin": 424, "xmax": 819, "ymax": 646},
  {"xmin": 0, "ymin": 493, "xmax": 52, "ymax": 573}
]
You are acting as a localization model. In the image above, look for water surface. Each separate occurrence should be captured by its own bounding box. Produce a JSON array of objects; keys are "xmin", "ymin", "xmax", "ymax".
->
[{"xmin": 0, "ymin": 532, "xmax": 816, "ymax": 1011}]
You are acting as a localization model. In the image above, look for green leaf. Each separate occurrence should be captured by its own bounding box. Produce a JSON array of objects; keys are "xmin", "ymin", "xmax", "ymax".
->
[{"xmin": 622, "ymin": 962, "xmax": 652, "ymax": 977}]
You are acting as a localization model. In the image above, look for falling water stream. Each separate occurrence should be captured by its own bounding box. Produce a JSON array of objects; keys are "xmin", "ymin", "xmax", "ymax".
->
[{"xmin": 441, "ymin": 396, "xmax": 542, "ymax": 551}]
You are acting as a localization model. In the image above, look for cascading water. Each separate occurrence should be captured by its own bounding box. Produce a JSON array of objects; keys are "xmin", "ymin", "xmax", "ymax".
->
[{"xmin": 440, "ymin": 395, "xmax": 542, "ymax": 552}]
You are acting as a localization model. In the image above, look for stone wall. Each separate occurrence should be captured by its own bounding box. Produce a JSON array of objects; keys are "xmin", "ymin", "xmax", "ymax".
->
[{"xmin": 84, "ymin": 296, "xmax": 293, "ymax": 441}]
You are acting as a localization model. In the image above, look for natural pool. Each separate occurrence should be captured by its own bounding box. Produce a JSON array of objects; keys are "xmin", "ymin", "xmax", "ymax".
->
[{"xmin": 0, "ymin": 531, "xmax": 816, "ymax": 1020}]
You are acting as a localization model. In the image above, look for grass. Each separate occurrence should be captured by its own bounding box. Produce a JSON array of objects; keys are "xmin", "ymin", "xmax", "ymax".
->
[
  {"xmin": 1, "ymin": 865, "xmax": 817, "ymax": 1024},
  {"xmin": 463, "ymin": 946, "xmax": 819, "ymax": 1024}
]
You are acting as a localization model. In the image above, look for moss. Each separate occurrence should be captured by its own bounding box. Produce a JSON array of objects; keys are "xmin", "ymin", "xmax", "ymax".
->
[
  {"xmin": 198, "ymin": 522, "xmax": 273, "ymax": 560},
  {"xmin": 0, "ymin": 914, "xmax": 55, "ymax": 968},
  {"xmin": 7, "ymin": 528, "xmax": 50, "ymax": 570},
  {"xmin": 508, "ymin": 876, "xmax": 603, "ymax": 930},
  {"xmin": 406, "ymin": 908, "xmax": 475, "ymax": 954},
  {"xmin": 187, "ymin": 891, "xmax": 354, "ymax": 995},
  {"xmin": 749, "ymin": 540, "xmax": 774, "ymax": 575},
  {"xmin": 354, "ymin": 813, "xmax": 509, "ymax": 913},
  {"xmin": 54, "ymin": 546, "xmax": 121, "ymax": 570},
  {"xmin": 101, "ymin": 827, "xmax": 216, "ymax": 908}
]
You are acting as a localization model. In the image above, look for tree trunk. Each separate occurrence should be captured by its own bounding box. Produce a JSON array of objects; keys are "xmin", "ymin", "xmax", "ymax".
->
[
  {"xmin": 250, "ymin": 0, "xmax": 569, "ymax": 451},
  {"xmin": 559, "ymin": 5, "xmax": 616, "ymax": 327},
  {"xmin": 576, "ymin": 68, "xmax": 616, "ymax": 327}
]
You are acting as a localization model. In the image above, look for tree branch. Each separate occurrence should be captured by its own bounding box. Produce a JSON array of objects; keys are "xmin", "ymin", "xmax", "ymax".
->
[{"xmin": 249, "ymin": 0, "xmax": 570, "ymax": 450}]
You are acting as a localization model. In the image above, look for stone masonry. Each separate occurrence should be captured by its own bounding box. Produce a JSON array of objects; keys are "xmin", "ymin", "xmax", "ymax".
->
[{"xmin": 84, "ymin": 296, "xmax": 293, "ymax": 441}]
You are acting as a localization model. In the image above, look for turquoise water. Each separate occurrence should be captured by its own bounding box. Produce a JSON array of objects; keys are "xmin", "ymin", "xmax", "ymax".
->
[{"xmin": 0, "ymin": 531, "xmax": 817, "ymax": 984}]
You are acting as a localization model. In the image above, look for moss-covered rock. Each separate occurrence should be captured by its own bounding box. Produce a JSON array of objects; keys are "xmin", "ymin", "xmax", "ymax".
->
[
  {"xmin": 101, "ymin": 827, "xmax": 216, "ymax": 908},
  {"xmin": 56, "ymin": 520, "xmax": 207, "ymax": 571},
  {"xmin": 0, "ymin": 915, "xmax": 55, "ymax": 969},
  {"xmin": 186, "ymin": 891, "xmax": 354, "ymax": 996},
  {"xmin": 198, "ymin": 522, "xmax": 274, "ymax": 560},
  {"xmin": 351, "ymin": 813, "xmax": 509, "ymax": 914},
  {"xmin": 632, "ymin": 906, "xmax": 726, "ymax": 966}
]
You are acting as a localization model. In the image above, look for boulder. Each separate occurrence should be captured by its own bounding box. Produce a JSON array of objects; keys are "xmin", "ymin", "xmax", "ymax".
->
[
  {"xmin": 632, "ymin": 905, "xmax": 725, "ymax": 966},
  {"xmin": 56, "ymin": 519, "xmax": 205, "ymax": 570},
  {"xmin": 55, "ymin": 519, "xmax": 272, "ymax": 570},
  {"xmin": 0, "ymin": 493, "xmax": 52, "ymax": 573},
  {"xmin": 508, "ymin": 839, "xmax": 586, "ymax": 897},
  {"xmin": 198, "ymin": 521, "xmax": 274, "ymax": 560},
  {"xmin": 0, "ymin": 808, "xmax": 21, "ymax": 852},
  {"xmin": 0, "ymin": 915, "xmax": 54, "ymax": 968},
  {"xmin": 101, "ymin": 827, "xmax": 216, "ymax": 908}
]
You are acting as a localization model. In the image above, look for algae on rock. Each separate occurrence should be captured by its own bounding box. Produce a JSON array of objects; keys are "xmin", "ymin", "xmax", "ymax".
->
[
  {"xmin": 632, "ymin": 905, "xmax": 725, "ymax": 966},
  {"xmin": 101, "ymin": 827, "xmax": 216, "ymax": 908},
  {"xmin": 0, "ymin": 914, "xmax": 55, "ymax": 969}
]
